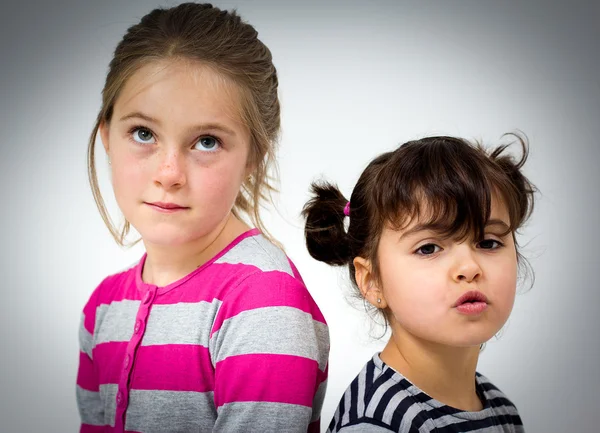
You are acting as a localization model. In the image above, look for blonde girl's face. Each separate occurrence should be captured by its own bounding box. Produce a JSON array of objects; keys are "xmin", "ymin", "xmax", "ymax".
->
[
  {"xmin": 374, "ymin": 197, "xmax": 518, "ymax": 347},
  {"xmin": 100, "ymin": 60, "xmax": 251, "ymax": 246}
]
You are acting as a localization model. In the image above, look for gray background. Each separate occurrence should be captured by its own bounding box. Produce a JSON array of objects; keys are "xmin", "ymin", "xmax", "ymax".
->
[{"xmin": 1, "ymin": 0, "xmax": 599, "ymax": 432}]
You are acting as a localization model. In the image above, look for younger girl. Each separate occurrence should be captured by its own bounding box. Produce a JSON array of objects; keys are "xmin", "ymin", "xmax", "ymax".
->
[
  {"xmin": 77, "ymin": 4, "xmax": 328, "ymax": 432},
  {"xmin": 303, "ymin": 135, "xmax": 535, "ymax": 432}
]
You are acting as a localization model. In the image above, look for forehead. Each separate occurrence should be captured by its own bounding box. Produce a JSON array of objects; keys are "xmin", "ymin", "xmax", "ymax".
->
[
  {"xmin": 113, "ymin": 58, "xmax": 245, "ymax": 129},
  {"xmin": 488, "ymin": 194, "xmax": 510, "ymax": 222},
  {"xmin": 396, "ymin": 192, "xmax": 511, "ymax": 236}
]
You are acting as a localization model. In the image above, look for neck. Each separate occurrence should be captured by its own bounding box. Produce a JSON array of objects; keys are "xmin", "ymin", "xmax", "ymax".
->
[
  {"xmin": 380, "ymin": 325, "xmax": 483, "ymax": 411},
  {"xmin": 141, "ymin": 213, "xmax": 251, "ymax": 287}
]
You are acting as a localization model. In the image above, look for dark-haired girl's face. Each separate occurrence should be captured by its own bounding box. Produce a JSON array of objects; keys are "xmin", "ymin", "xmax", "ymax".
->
[{"xmin": 375, "ymin": 197, "xmax": 517, "ymax": 348}]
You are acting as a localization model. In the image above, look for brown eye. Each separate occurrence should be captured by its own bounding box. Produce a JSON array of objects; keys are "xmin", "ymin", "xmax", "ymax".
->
[
  {"xmin": 416, "ymin": 244, "xmax": 441, "ymax": 255},
  {"xmin": 478, "ymin": 239, "xmax": 503, "ymax": 250}
]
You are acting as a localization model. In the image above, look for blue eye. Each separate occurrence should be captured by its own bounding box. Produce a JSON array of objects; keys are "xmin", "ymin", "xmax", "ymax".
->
[
  {"xmin": 131, "ymin": 128, "xmax": 155, "ymax": 144},
  {"xmin": 416, "ymin": 243, "xmax": 441, "ymax": 256},
  {"xmin": 195, "ymin": 136, "xmax": 220, "ymax": 152},
  {"xmin": 478, "ymin": 239, "xmax": 503, "ymax": 250}
]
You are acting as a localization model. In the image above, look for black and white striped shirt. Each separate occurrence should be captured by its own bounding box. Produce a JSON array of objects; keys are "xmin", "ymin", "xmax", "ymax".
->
[{"xmin": 327, "ymin": 354, "xmax": 524, "ymax": 432}]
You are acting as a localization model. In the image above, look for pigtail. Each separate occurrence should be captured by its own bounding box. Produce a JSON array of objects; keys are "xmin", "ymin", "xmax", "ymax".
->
[{"xmin": 302, "ymin": 182, "xmax": 352, "ymax": 266}]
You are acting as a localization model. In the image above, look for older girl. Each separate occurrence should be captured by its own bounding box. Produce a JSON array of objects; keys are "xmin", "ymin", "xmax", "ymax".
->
[{"xmin": 77, "ymin": 4, "xmax": 328, "ymax": 432}]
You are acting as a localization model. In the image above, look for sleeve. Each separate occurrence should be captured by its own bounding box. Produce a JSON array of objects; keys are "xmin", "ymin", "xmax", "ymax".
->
[
  {"xmin": 76, "ymin": 285, "xmax": 105, "ymax": 432},
  {"xmin": 210, "ymin": 271, "xmax": 330, "ymax": 433}
]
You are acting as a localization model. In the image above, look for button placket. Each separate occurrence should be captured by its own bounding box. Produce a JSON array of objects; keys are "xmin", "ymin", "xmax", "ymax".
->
[
  {"xmin": 115, "ymin": 286, "xmax": 158, "ymax": 431},
  {"xmin": 116, "ymin": 390, "xmax": 125, "ymax": 407}
]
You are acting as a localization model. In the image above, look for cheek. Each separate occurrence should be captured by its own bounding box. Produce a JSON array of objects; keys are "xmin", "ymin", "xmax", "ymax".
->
[
  {"xmin": 190, "ymin": 157, "xmax": 246, "ymax": 201},
  {"xmin": 480, "ymin": 252, "xmax": 518, "ymax": 326},
  {"xmin": 492, "ymin": 259, "xmax": 518, "ymax": 307},
  {"xmin": 110, "ymin": 154, "xmax": 147, "ymax": 198},
  {"xmin": 380, "ymin": 262, "xmax": 442, "ymax": 317}
]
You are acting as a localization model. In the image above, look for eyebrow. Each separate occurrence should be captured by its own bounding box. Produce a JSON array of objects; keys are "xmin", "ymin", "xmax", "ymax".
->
[
  {"xmin": 399, "ymin": 218, "xmax": 511, "ymax": 241},
  {"xmin": 398, "ymin": 224, "xmax": 438, "ymax": 241},
  {"xmin": 118, "ymin": 112, "xmax": 237, "ymax": 137},
  {"xmin": 485, "ymin": 219, "xmax": 511, "ymax": 232}
]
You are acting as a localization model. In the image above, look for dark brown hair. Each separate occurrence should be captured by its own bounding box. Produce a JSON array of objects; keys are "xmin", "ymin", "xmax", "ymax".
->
[
  {"xmin": 303, "ymin": 133, "xmax": 536, "ymax": 315},
  {"xmin": 88, "ymin": 3, "xmax": 280, "ymax": 245}
]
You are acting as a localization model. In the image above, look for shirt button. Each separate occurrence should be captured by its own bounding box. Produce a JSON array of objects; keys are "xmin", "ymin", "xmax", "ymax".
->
[
  {"xmin": 116, "ymin": 391, "xmax": 124, "ymax": 407},
  {"xmin": 134, "ymin": 320, "xmax": 142, "ymax": 334},
  {"xmin": 143, "ymin": 290, "xmax": 153, "ymax": 304},
  {"xmin": 124, "ymin": 354, "xmax": 130, "ymax": 370}
]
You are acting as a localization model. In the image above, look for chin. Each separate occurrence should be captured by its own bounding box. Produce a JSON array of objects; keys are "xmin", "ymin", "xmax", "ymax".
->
[
  {"xmin": 452, "ymin": 338, "xmax": 489, "ymax": 349},
  {"xmin": 449, "ymin": 329, "xmax": 498, "ymax": 348},
  {"xmin": 138, "ymin": 227, "xmax": 205, "ymax": 247}
]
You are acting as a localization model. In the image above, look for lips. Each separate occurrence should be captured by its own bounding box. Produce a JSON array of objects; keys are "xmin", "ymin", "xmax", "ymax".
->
[
  {"xmin": 146, "ymin": 201, "xmax": 189, "ymax": 210},
  {"xmin": 453, "ymin": 290, "xmax": 488, "ymax": 307}
]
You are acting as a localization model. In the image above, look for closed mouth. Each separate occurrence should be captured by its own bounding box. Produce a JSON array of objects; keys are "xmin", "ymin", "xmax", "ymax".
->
[
  {"xmin": 453, "ymin": 290, "xmax": 488, "ymax": 307},
  {"xmin": 146, "ymin": 202, "xmax": 189, "ymax": 210}
]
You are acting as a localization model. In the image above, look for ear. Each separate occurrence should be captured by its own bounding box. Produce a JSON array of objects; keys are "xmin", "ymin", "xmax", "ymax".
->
[
  {"xmin": 244, "ymin": 163, "xmax": 254, "ymax": 180},
  {"xmin": 99, "ymin": 121, "xmax": 110, "ymax": 154},
  {"xmin": 353, "ymin": 256, "xmax": 388, "ymax": 309},
  {"xmin": 244, "ymin": 150, "xmax": 257, "ymax": 179}
]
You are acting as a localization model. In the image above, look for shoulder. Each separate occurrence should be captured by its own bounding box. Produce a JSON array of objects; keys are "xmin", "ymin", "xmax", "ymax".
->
[
  {"xmin": 475, "ymin": 372, "xmax": 519, "ymax": 408},
  {"xmin": 215, "ymin": 233, "xmax": 321, "ymax": 314},
  {"xmin": 95, "ymin": 262, "xmax": 137, "ymax": 302},
  {"xmin": 214, "ymin": 232, "xmax": 297, "ymax": 278},
  {"xmin": 211, "ymin": 263, "xmax": 327, "ymax": 338},
  {"xmin": 475, "ymin": 372, "xmax": 523, "ymax": 428},
  {"xmin": 81, "ymin": 260, "xmax": 138, "ymax": 323},
  {"xmin": 208, "ymin": 235, "xmax": 329, "ymax": 368},
  {"xmin": 331, "ymin": 356, "xmax": 428, "ymax": 433}
]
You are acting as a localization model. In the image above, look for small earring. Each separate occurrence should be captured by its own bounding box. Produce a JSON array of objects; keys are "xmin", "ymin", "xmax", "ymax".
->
[{"xmin": 377, "ymin": 298, "xmax": 381, "ymax": 304}]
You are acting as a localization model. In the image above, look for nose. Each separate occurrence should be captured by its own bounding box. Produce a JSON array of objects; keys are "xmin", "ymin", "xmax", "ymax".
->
[
  {"xmin": 452, "ymin": 246, "xmax": 482, "ymax": 283},
  {"xmin": 154, "ymin": 150, "xmax": 186, "ymax": 190}
]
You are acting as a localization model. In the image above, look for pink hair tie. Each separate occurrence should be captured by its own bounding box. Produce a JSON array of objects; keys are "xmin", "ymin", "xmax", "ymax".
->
[{"xmin": 343, "ymin": 201, "xmax": 351, "ymax": 217}]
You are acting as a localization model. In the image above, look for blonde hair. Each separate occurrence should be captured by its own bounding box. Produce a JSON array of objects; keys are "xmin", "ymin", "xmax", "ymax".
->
[{"xmin": 88, "ymin": 3, "xmax": 280, "ymax": 245}]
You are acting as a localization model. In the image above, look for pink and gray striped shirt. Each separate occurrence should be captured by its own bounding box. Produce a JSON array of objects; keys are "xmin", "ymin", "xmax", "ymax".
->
[{"xmin": 76, "ymin": 229, "xmax": 329, "ymax": 432}]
